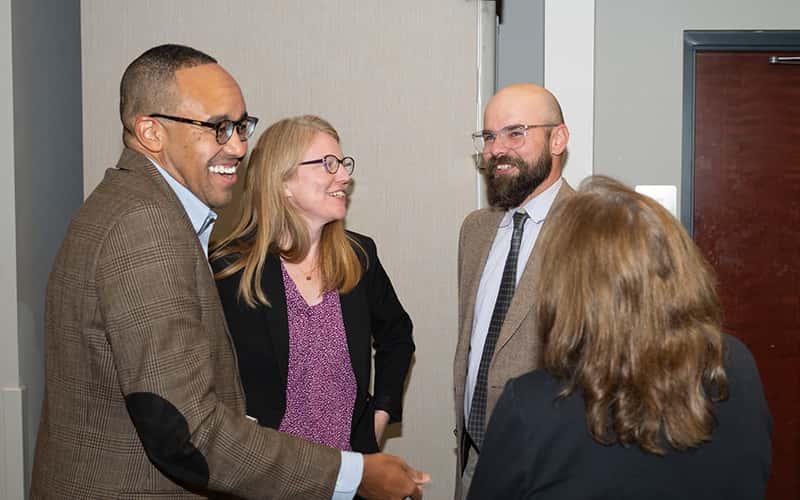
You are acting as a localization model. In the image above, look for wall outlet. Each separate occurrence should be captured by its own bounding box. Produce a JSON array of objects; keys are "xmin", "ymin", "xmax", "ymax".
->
[{"xmin": 634, "ymin": 185, "xmax": 678, "ymax": 217}]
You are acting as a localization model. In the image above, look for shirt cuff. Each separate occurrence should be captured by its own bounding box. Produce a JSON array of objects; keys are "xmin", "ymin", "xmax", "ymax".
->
[{"xmin": 331, "ymin": 451, "xmax": 364, "ymax": 500}]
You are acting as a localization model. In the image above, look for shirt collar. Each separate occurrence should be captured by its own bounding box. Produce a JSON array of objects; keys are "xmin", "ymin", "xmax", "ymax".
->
[
  {"xmin": 499, "ymin": 178, "xmax": 563, "ymax": 227},
  {"xmin": 149, "ymin": 159, "xmax": 217, "ymax": 237}
]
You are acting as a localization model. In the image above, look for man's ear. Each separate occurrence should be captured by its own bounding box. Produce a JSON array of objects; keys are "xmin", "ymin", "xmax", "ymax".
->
[
  {"xmin": 550, "ymin": 124, "xmax": 569, "ymax": 156},
  {"xmin": 133, "ymin": 116, "xmax": 166, "ymax": 153}
]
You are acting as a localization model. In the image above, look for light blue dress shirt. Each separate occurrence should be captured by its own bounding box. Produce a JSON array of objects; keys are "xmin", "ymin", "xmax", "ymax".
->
[
  {"xmin": 465, "ymin": 178, "xmax": 563, "ymax": 419},
  {"xmin": 151, "ymin": 160, "xmax": 363, "ymax": 499},
  {"xmin": 152, "ymin": 162, "xmax": 217, "ymax": 255}
]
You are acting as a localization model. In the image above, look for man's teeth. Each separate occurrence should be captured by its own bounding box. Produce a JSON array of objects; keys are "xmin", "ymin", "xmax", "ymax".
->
[
  {"xmin": 328, "ymin": 191, "xmax": 346, "ymax": 198},
  {"xmin": 209, "ymin": 165, "xmax": 237, "ymax": 174},
  {"xmin": 496, "ymin": 164, "xmax": 513, "ymax": 171}
]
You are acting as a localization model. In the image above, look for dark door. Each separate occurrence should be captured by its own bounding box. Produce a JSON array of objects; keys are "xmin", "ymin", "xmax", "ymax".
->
[{"xmin": 692, "ymin": 46, "xmax": 800, "ymax": 499}]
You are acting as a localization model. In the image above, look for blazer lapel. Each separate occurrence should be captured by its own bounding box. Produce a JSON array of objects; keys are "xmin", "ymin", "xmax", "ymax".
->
[
  {"xmin": 118, "ymin": 149, "xmax": 210, "ymax": 267},
  {"xmin": 262, "ymin": 254, "xmax": 291, "ymax": 386},
  {"xmin": 455, "ymin": 210, "xmax": 504, "ymax": 399},
  {"xmin": 495, "ymin": 181, "xmax": 575, "ymax": 353},
  {"xmin": 339, "ymin": 287, "xmax": 369, "ymax": 397},
  {"xmin": 460, "ymin": 211, "xmax": 504, "ymax": 342}
]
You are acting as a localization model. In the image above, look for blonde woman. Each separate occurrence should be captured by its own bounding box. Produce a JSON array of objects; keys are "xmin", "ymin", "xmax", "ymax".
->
[
  {"xmin": 211, "ymin": 115, "xmax": 414, "ymax": 454},
  {"xmin": 469, "ymin": 176, "xmax": 772, "ymax": 499}
]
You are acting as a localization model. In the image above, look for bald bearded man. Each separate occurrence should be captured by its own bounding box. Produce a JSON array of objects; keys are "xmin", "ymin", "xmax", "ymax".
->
[{"xmin": 453, "ymin": 84, "xmax": 574, "ymax": 498}]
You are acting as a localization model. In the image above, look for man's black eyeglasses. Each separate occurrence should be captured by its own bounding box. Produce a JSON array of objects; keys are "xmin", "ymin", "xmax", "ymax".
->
[{"xmin": 149, "ymin": 113, "xmax": 259, "ymax": 145}]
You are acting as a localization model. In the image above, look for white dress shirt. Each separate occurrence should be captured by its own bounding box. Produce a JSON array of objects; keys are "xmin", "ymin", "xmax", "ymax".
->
[{"xmin": 465, "ymin": 178, "xmax": 563, "ymax": 419}]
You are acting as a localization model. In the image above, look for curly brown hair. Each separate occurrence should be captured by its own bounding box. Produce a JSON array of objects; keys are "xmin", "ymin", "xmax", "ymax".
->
[{"xmin": 533, "ymin": 175, "xmax": 729, "ymax": 454}]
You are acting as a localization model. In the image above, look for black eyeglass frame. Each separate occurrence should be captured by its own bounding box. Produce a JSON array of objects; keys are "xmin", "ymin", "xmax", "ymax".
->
[
  {"xmin": 149, "ymin": 113, "xmax": 259, "ymax": 145},
  {"xmin": 471, "ymin": 123, "xmax": 560, "ymax": 152},
  {"xmin": 298, "ymin": 154, "xmax": 356, "ymax": 175}
]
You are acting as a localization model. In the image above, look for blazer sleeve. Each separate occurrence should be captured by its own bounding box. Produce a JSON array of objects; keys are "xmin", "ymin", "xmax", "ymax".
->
[
  {"xmin": 95, "ymin": 202, "xmax": 339, "ymax": 499},
  {"xmin": 360, "ymin": 235, "xmax": 415, "ymax": 423}
]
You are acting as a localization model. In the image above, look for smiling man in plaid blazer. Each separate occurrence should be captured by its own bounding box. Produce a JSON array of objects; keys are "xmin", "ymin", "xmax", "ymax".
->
[{"xmin": 30, "ymin": 44, "xmax": 425, "ymax": 500}]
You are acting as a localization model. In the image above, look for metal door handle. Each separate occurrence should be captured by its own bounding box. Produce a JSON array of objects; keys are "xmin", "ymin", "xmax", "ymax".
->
[{"xmin": 769, "ymin": 56, "xmax": 800, "ymax": 65}]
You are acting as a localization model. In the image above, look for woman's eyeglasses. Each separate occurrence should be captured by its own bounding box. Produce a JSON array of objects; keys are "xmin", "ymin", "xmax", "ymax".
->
[{"xmin": 298, "ymin": 154, "xmax": 355, "ymax": 175}]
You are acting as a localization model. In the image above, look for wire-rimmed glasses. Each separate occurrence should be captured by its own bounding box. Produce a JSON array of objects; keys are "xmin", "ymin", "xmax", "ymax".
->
[{"xmin": 472, "ymin": 123, "xmax": 559, "ymax": 153}]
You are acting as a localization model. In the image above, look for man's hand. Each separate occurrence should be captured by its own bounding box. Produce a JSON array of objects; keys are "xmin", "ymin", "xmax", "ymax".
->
[{"xmin": 358, "ymin": 453, "xmax": 431, "ymax": 500}]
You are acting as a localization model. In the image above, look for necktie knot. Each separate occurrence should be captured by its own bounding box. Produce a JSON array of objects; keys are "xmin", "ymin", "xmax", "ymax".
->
[
  {"xmin": 198, "ymin": 212, "xmax": 217, "ymax": 237},
  {"xmin": 510, "ymin": 211, "xmax": 529, "ymax": 250},
  {"xmin": 512, "ymin": 210, "xmax": 529, "ymax": 231}
]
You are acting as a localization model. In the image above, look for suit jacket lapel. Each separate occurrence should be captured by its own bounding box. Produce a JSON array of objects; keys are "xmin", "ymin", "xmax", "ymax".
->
[
  {"xmin": 260, "ymin": 249, "xmax": 368, "ymax": 394},
  {"xmin": 118, "ymin": 148, "xmax": 208, "ymax": 265},
  {"xmin": 495, "ymin": 182, "xmax": 574, "ymax": 353},
  {"xmin": 455, "ymin": 210, "xmax": 504, "ymax": 401},
  {"xmin": 460, "ymin": 211, "xmax": 504, "ymax": 341},
  {"xmin": 262, "ymin": 254, "xmax": 291, "ymax": 386},
  {"xmin": 339, "ymin": 286, "xmax": 368, "ymax": 397}
]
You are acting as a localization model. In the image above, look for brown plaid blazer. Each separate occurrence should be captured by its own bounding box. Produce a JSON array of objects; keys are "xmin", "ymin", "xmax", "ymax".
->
[
  {"xmin": 31, "ymin": 149, "xmax": 340, "ymax": 499},
  {"xmin": 452, "ymin": 181, "xmax": 574, "ymax": 499}
]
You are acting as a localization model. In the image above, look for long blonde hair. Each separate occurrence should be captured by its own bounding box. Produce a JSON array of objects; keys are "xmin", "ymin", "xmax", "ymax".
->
[
  {"xmin": 533, "ymin": 175, "xmax": 729, "ymax": 454},
  {"xmin": 211, "ymin": 115, "xmax": 362, "ymax": 307}
]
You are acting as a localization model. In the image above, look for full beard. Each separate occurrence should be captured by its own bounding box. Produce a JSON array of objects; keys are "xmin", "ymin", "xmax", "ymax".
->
[{"xmin": 483, "ymin": 153, "xmax": 553, "ymax": 209}]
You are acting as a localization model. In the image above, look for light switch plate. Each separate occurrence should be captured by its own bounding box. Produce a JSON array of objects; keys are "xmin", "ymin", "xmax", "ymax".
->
[{"xmin": 634, "ymin": 185, "xmax": 678, "ymax": 217}]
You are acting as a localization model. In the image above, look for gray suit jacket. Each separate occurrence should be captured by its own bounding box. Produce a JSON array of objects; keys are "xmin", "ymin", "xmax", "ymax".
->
[
  {"xmin": 31, "ymin": 149, "xmax": 340, "ymax": 499},
  {"xmin": 452, "ymin": 181, "xmax": 574, "ymax": 498}
]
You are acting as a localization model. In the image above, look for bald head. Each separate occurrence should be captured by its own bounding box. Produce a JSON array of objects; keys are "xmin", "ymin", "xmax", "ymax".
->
[
  {"xmin": 485, "ymin": 83, "xmax": 564, "ymax": 129},
  {"xmin": 480, "ymin": 83, "xmax": 569, "ymax": 206}
]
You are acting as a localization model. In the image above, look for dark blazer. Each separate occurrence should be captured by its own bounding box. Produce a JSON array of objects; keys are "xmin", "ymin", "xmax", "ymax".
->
[
  {"xmin": 214, "ymin": 231, "xmax": 414, "ymax": 453},
  {"xmin": 31, "ymin": 149, "xmax": 340, "ymax": 499},
  {"xmin": 467, "ymin": 334, "xmax": 773, "ymax": 500}
]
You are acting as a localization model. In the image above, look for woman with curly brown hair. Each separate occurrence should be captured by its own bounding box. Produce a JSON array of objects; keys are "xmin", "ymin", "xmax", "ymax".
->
[{"xmin": 468, "ymin": 176, "xmax": 772, "ymax": 500}]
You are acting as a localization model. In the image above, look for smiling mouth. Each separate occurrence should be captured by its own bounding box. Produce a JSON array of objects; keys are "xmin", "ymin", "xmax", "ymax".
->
[
  {"xmin": 208, "ymin": 165, "xmax": 237, "ymax": 175},
  {"xmin": 493, "ymin": 163, "xmax": 519, "ymax": 175},
  {"xmin": 328, "ymin": 190, "xmax": 347, "ymax": 198}
]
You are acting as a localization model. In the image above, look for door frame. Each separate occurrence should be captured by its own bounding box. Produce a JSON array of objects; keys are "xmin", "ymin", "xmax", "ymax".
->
[{"xmin": 681, "ymin": 30, "xmax": 800, "ymax": 234}]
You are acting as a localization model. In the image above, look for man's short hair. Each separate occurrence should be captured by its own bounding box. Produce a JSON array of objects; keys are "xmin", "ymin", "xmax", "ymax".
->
[{"xmin": 119, "ymin": 44, "xmax": 217, "ymax": 132}]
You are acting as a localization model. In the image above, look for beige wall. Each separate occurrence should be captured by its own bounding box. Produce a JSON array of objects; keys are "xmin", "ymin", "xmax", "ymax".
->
[
  {"xmin": 594, "ymin": 0, "xmax": 800, "ymax": 218},
  {"xmin": 82, "ymin": 1, "xmax": 479, "ymax": 497}
]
